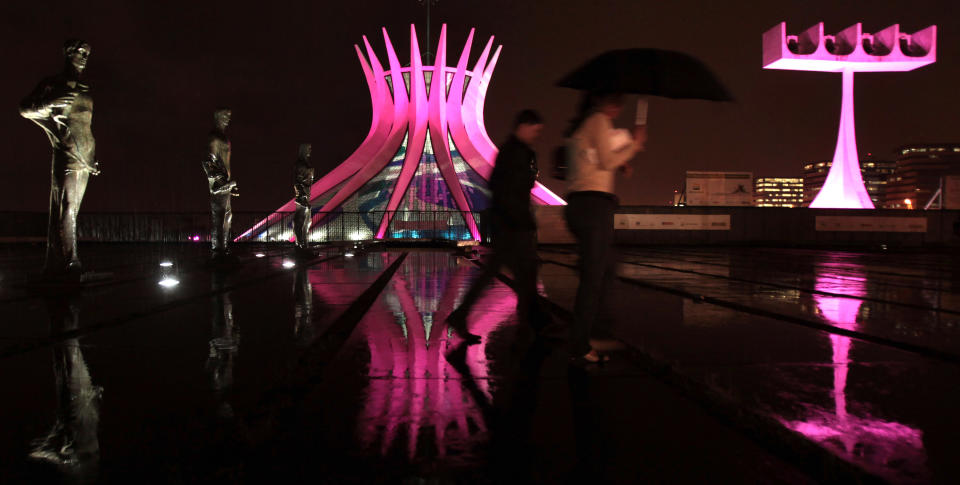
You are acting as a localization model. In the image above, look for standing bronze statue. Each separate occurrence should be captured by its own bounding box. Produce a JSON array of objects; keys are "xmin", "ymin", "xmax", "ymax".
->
[
  {"xmin": 202, "ymin": 108, "xmax": 238, "ymax": 257},
  {"xmin": 293, "ymin": 143, "xmax": 314, "ymax": 250},
  {"xmin": 20, "ymin": 39, "xmax": 100, "ymax": 278}
]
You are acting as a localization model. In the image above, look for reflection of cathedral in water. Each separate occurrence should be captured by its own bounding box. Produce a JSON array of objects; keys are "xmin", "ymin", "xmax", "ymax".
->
[
  {"xmin": 780, "ymin": 260, "xmax": 928, "ymax": 481},
  {"xmin": 352, "ymin": 252, "xmax": 516, "ymax": 459},
  {"xmin": 31, "ymin": 297, "xmax": 102, "ymax": 479}
]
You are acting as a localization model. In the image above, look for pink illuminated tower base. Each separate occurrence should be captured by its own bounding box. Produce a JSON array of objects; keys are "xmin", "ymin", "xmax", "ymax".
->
[
  {"xmin": 763, "ymin": 22, "xmax": 936, "ymax": 209},
  {"xmin": 240, "ymin": 25, "xmax": 565, "ymax": 242}
]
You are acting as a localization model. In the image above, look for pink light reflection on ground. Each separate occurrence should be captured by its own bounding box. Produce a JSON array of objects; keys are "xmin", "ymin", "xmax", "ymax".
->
[
  {"xmin": 778, "ymin": 262, "xmax": 927, "ymax": 480},
  {"xmin": 356, "ymin": 253, "xmax": 516, "ymax": 460}
]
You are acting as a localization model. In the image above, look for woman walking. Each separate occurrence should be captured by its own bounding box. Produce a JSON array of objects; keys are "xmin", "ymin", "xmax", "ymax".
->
[{"xmin": 564, "ymin": 92, "xmax": 646, "ymax": 364}]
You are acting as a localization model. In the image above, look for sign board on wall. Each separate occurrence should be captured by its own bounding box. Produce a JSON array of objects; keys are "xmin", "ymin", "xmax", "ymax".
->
[
  {"xmin": 815, "ymin": 216, "xmax": 927, "ymax": 232},
  {"xmin": 685, "ymin": 171, "xmax": 753, "ymax": 206},
  {"xmin": 614, "ymin": 214, "xmax": 731, "ymax": 230}
]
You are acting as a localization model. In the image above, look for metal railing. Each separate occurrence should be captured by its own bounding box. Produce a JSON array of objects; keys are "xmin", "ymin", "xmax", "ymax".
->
[
  {"xmin": 11, "ymin": 210, "xmax": 494, "ymax": 243},
  {"xmin": 237, "ymin": 210, "xmax": 487, "ymax": 243}
]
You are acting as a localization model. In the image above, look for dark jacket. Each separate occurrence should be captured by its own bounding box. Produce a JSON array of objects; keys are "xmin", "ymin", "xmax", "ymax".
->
[{"xmin": 490, "ymin": 135, "xmax": 538, "ymax": 231}]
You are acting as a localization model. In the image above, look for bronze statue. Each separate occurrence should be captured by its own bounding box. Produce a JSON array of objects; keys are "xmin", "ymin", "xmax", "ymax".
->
[
  {"xmin": 20, "ymin": 39, "xmax": 100, "ymax": 277},
  {"xmin": 293, "ymin": 143, "xmax": 314, "ymax": 250},
  {"xmin": 202, "ymin": 108, "xmax": 238, "ymax": 256}
]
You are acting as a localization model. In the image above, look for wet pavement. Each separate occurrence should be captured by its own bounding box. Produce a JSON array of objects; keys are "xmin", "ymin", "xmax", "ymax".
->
[
  {"xmin": 0, "ymin": 243, "xmax": 957, "ymax": 483},
  {"xmin": 539, "ymin": 246, "xmax": 960, "ymax": 484}
]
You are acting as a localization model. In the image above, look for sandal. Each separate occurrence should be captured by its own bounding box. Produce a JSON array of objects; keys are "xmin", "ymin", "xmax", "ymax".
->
[
  {"xmin": 569, "ymin": 349, "xmax": 610, "ymax": 366},
  {"xmin": 446, "ymin": 312, "xmax": 481, "ymax": 345}
]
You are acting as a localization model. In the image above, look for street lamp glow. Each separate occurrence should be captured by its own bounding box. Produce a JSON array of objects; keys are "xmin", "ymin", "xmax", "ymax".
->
[
  {"xmin": 282, "ymin": 260, "xmax": 296, "ymax": 269},
  {"xmin": 255, "ymin": 252, "xmax": 266, "ymax": 258},
  {"xmin": 159, "ymin": 261, "xmax": 173, "ymax": 267},
  {"xmin": 345, "ymin": 251, "xmax": 355, "ymax": 258}
]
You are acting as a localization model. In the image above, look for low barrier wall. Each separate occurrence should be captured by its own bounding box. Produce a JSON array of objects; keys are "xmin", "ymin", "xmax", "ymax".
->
[{"xmin": 535, "ymin": 206, "xmax": 960, "ymax": 247}]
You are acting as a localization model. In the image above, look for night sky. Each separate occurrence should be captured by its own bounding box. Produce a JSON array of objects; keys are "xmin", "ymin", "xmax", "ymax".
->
[{"xmin": 1, "ymin": 0, "xmax": 956, "ymax": 213}]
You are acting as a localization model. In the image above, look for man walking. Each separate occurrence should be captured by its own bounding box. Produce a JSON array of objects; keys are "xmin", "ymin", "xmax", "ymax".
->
[{"xmin": 447, "ymin": 110, "xmax": 551, "ymax": 343}]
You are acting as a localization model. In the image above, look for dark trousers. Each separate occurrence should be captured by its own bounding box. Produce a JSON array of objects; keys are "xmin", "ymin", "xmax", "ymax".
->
[
  {"xmin": 564, "ymin": 192, "xmax": 618, "ymax": 356},
  {"xmin": 451, "ymin": 221, "xmax": 546, "ymax": 327},
  {"xmin": 46, "ymin": 169, "xmax": 89, "ymax": 273},
  {"xmin": 211, "ymin": 193, "xmax": 232, "ymax": 252}
]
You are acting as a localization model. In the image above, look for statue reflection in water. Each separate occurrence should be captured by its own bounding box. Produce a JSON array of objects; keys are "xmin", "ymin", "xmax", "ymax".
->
[
  {"xmin": 31, "ymin": 296, "xmax": 102, "ymax": 479},
  {"xmin": 293, "ymin": 143, "xmax": 314, "ymax": 251},
  {"xmin": 293, "ymin": 266, "xmax": 313, "ymax": 345},
  {"xmin": 20, "ymin": 40, "xmax": 100, "ymax": 277},
  {"xmin": 206, "ymin": 271, "xmax": 239, "ymax": 418}
]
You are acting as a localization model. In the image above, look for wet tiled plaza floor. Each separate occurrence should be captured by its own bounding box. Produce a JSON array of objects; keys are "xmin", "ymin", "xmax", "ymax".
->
[{"xmin": 0, "ymin": 243, "xmax": 957, "ymax": 483}]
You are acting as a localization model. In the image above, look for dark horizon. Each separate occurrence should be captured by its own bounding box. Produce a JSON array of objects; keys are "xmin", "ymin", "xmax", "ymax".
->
[{"xmin": 1, "ymin": 0, "xmax": 957, "ymax": 213}]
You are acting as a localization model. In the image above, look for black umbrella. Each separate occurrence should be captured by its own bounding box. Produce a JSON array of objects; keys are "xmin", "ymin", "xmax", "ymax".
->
[{"xmin": 557, "ymin": 48, "xmax": 734, "ymax": 101}]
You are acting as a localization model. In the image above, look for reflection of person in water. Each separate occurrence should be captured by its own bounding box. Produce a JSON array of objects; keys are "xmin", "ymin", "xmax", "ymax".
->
[
  {"xmin": 206, "ymin": 271, "xmax": 239, "ymax": 418},
  {"xmin": 31, "ymin": 297, "xmax": 102, "ymax": 477}
]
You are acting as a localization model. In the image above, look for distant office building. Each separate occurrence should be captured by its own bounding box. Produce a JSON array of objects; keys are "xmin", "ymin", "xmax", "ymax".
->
[
  {"xmin": 754, "ymin": 177, "xmax": 804, "ymax": 207},
  {"xmin": 862, "ymin": 159, "xmax": 897, "ymax": 207},
  {"xmin": 884, "ymin": 143, "xmax": 960, "ymax": 209},
  {"xmin": 803, "ymin": 158, "xmax": 896, "ymax": 207},
  {"xmin": 685, "ymin": 171, "xmax": 753, "ymax": 206},
  {"xmin": 802, "ymin": 161, "xmax": 829, "ymax": 206}
]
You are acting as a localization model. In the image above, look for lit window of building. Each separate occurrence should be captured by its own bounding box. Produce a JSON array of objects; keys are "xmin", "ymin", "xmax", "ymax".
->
[
  {"xmin": 803, "ymin": 156, "xmax": 896, "ymax": 207},
  {"xmin": 754, "ymin": 177, "xmax": 804, "ymax": 207}
]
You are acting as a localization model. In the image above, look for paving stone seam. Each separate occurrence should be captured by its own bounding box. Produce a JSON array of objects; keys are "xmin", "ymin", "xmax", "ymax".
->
[
  {"xmin": 624, "ymin": 247, "xmax": 948, "ymax": 292},
  {"xmin": 527, "ymin": 257, "xmax": 890, "ymax": 484},
  {"xmin": 542, "ymin": 246, "xmax": 960, "ymax": 315},
  {"xmin": 244, "ymin": 251, "xmax": 409, "ymax": 434},
  {"xmin": 539, "ymin": 256, "xmax": 960, "ymax": 365},
  {"xmin": 0, "ymin": 252, "xmax": 343, "ymax": 360},
  {"xmin": 620, "ymin": 259, "xmax": 960, "ymax": 316},
  {"xmin": 640, "ymin": 246, "xmax": 956, "ymax": 280},
  {"xmin": 0, "ymin": 245, "xmax": 294, "ymax": 305}
]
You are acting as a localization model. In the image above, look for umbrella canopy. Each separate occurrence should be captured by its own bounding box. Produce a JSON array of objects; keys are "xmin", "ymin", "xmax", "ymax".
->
[{"xmin": 557, "ymin": 48, "xmax": 734, "ymax": 101}]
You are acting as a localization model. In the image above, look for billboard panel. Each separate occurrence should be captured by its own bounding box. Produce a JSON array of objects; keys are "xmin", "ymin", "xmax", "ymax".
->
[
  {"xmin": 614, "ymin": 214, "xmax": 730, "ymax": 230},
  {"xmin": 685, "ymin": 171, "xmax": 753, "ymax": 206}
]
